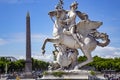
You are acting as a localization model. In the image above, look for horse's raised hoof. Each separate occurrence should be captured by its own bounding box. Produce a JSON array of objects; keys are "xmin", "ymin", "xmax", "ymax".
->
[{"xmin": 42, "ymin": 50, "xmax": 45, "ymax": 55}]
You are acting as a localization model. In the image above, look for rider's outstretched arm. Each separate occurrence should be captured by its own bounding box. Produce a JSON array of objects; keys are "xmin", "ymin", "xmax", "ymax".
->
[
  {"xmin": 76, "ymin": 11, "xmax": 89, "ymax": 20},
  {"xmin": 48, "ymin": 11, "xmax": 56, "ymax": 17}
]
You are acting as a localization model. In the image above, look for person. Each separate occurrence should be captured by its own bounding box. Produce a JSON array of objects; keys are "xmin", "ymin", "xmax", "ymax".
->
[
  {"xmin": 60, "ymin": 1, "xmax": 89, "ymax": 46},
  {"xmin": 16, "ymin": 74, "xmax": 20, "ymax": 80}
]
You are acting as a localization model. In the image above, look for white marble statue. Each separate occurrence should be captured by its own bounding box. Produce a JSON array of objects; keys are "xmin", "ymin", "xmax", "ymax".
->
[
  {"xmin": 52, "ymin": 44, "xmax": 78, "ymax": 70},
  {"xmin": 61, "ymin": 1, "xmax": 88, "ymax": 47},
  {"xmin": 41, "ymin": 0, "xmax": 110, "ymax": 70}
]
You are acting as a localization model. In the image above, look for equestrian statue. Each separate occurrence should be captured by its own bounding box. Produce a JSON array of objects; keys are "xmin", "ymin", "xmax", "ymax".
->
[{"xmin": 41, "ymin": 0, "xmax": 110, "ymax": 70}]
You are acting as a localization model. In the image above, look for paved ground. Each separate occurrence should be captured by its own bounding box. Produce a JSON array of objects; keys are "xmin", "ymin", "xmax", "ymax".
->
[{"xmin": 0, "ymin": 78, "xmax": 35, "ymax": 80}]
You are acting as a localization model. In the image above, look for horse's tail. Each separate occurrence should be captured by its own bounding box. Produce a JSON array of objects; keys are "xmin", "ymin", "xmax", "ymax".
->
[{"xmin": 96, "ymin": 33, "xmax": 110, "ymax": 47}]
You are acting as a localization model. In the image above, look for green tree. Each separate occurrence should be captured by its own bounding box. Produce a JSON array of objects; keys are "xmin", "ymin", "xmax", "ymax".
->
[
  {"xmin": 78, "ymin": 56, "xmax": 87, "ymax": 63},
  {"xmin": 32, "ymin": 58, "xmax": 49, "ymax": 71},
  {"xmin": 0, "ymin": 61, "xmax": 5, "ymax": 73},
  {"xmin": 78, "ymin": 55, "xmax": 120, "ymax": 71}
]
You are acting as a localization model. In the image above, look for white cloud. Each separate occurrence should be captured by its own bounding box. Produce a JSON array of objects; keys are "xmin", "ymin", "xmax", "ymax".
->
[
  {"xmin": 32, "ymin": 53, "xmax": 53, "ymax": 62},
  {"xmin": 1, "ymin": 32, "xmax": 120, "ymax": 60},
  {"xmin": 31, "ymin": 33, "xmax": 51, "ymax": 43},
  {"xmin": 93, "ymin": 46, "xmax": 120, "ymax": 58},
  {"xmin": 0, "ymin": 38, "xmax": 8, "ymax": 45},
  {"xmin": 17, "ymin": 56, "xmax": 25, "ymax": 60},
  {"xmin": 16, "ymin": 46, "xmax": 120, "ymax": 62},
  {"xmin": 10, "ymin": 32, "xmax": 26, "ymax": 43},
  {"xmin": 17, "ymin": 53, "xmax": 54, "ymax": 62},
  {"xmin": 0, "ymin": 33, "xmax": 50, "ymax": 45}
]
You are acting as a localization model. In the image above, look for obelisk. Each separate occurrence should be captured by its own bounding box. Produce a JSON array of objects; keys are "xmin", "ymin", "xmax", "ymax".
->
[{"xmin": 25, "ymin": 12, "xmax": 32, "ymax": 77}]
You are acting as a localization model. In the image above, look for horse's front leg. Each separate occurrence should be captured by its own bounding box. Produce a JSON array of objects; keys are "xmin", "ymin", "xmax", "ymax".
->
[
  {"xmin": 41, "ymin": 38, "xmax": 60, "ymax": 54},
  {"xmin": 41, "ymin": 38, "xmax": 48, "ymax": 54}
]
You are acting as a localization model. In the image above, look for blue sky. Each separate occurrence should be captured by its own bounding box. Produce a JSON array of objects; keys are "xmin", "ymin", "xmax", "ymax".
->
[{"xmin": 0, "ymin": 0, "xmax": 120, "ymax": 61}]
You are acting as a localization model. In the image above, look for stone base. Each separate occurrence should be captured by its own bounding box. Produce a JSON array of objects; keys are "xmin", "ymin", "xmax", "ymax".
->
[
  {"xmin": 40, "ymin": 70, "xmax": 106, "ymax": 80},
  {"xmin": 41, "ymin": 70, "xmax": 90, "ymax": 79},
  {"xmin": 23, "ymin": 72, "xmax": 33, "ymax": 79}
]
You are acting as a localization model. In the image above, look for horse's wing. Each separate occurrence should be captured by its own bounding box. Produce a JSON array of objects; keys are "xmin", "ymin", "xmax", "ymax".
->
[
  {"xmin": 76, "ymin": 20, "xmax": 103, "ymax": 36},
  {"xmin": 77, "ymin": 20, "xmax": 102, "ymax": 30},
  {"xmin": 76, "ymin": 21, "xmax": 86, "ymax": 34}
]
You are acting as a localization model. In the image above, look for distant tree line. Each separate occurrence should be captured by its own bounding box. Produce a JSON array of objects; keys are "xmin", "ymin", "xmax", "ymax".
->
[
  {"xmin": 0, "ymin": 56, "xmax": 120, "ymax": 73},
  {"xmin": 78, "ymin": 56, "xmax": 120, "ymax": 72},
  {"xmin": 0, "ymin": 57, "xmax": 49, "ymax": 73}
]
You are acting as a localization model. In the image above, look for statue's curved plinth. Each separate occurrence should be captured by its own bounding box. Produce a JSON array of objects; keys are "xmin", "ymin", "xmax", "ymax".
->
[
  {"xmin": 41, "ymin": 70, "xmax": 106, "ymax": 80},
  {"xmin": 41, "ymin": 70, "xmax": 90, "ymax": 79}
]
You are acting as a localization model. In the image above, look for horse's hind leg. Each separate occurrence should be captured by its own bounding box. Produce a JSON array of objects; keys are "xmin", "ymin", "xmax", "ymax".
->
[
  {"xmin": 41, "ymin": 38, "xmax": 60, "ymax": 54},
  {"xmin": 74, "ymin": 49, "xmax": 93, "ymax": 70}
]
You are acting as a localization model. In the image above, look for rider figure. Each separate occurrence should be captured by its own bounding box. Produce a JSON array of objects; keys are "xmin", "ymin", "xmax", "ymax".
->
[{"xmin": 60, "ymin": 1, "xmax": 89, "ymax": 46}]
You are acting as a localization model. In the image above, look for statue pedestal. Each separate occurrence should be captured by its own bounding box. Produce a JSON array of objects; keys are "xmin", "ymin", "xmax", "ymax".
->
[
  {"xmin": 41, "ymin": 70, "xmax": 90, "ymax": 79},
  {"xmin": 41, "ymin": 70, "xmax": 106, "ymax": 80},
  {"xmin": 23, "ymin": 72, "xmax": 33, "ymax": 79}
]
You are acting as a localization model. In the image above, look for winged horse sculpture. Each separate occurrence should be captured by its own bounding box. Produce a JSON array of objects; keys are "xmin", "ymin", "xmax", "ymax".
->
[{"xmin": 41, "ymin": 8, "xmax": 110, "ymax": 70}]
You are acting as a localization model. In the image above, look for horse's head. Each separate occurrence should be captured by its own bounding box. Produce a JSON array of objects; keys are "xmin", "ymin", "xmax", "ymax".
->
[
  {"xmin": 48, "ymin": 9, "xmax": 66, "ymax": 20},
  {"xmin": 49, "ymin": 9, "xmax": 67, "ymax": 37},
  {"xmin": 56, "ymin": 9, "xmax": 66, "ymax": 20}
]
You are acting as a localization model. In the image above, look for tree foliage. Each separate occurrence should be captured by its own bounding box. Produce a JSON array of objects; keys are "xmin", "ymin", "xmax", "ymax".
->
[
  {"xmin": 78, "ymin": 56, "xmax": 120, "ymax": 72},
  {"xmin": 0, "ymin": 56, "xmax": 120, "ymax": 73},
  {"xmin": 0, "ymin": 58, "xmax": 49, "ymax": 73},
  {"xmin": 32, "ymin": 58, "xmax": 49, "ymax": 71}
]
